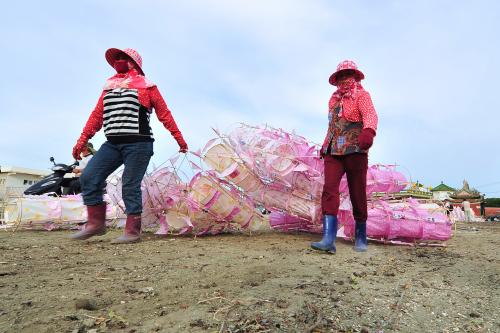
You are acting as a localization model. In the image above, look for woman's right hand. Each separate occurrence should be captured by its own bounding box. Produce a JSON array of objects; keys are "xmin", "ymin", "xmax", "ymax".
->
[{"xmin": 318, "ymin": 148, "xmax": 325, "ymax": 159}]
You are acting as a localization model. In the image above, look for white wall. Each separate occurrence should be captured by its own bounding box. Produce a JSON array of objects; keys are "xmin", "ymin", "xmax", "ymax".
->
[
  {"xmin": 0, "ymin": 172, "xmax": 46, "ymax": 222},
  {"xmin": 432, "ymin": 191, "xmax": 452, "ymax": 201},
  {"xmin": 5, "ymin": 173, "xmax": 42, "ymax": 187},
  {"xmin": 0, "ymin": 173, "xmax": 45, "ymax": 200}
]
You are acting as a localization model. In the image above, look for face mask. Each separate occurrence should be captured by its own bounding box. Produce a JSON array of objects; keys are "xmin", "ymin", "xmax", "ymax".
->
[
  {"xmin": 113, "ymin": 60, "xmax": 129, "ymax": 74},
  {"xmin": 337, "ymin": 77, "xmax": 356, "ymax": 93}
]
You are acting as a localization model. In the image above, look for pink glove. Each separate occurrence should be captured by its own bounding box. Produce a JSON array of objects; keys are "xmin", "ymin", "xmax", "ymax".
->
[
  {"xmin": 72, "ymin": 138, "xmax": 87, "ymax": 160},
  {"xmin": 358, "ymin": 128, "xmax": 376, "ymax": 150}
]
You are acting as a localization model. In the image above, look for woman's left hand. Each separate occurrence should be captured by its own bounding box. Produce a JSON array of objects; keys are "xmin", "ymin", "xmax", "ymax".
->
[
  {"xmin": 358, "ymin": 128, "xmax": 376, "ymax": 150},
  {"xmin": 72, "ymin": 138, "xmax": 87, "ymax": 160}
]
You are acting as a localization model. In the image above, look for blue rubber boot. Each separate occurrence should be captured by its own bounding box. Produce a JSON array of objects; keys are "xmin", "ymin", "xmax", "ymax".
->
[
  {"xmin": 311, "ymin": 215, "xmax": 337, "ymax": 254},
  {"xmin": 354, "ymin": 221, "xmax": 368, "ymax": 252}
]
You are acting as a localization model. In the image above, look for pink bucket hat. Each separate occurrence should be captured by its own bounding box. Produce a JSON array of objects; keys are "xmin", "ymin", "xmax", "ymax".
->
[
  {"xmin": 329, "ymin": 60, "xmax": 365, "ymax": 85},
  {"xmin": 105, "ymin": 48, "xmax": 145, "ymax": 75}
]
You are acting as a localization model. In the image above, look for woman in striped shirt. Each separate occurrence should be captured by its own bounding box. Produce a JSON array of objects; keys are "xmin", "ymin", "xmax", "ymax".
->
[{"xmin": 71, "ymin": 48, "xmax": 188, "ymax": 243}]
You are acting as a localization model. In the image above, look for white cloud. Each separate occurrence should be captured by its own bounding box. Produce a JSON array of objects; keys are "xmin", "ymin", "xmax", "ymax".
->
[{"xmin": 1, "ymin": 0, "xmax": 499, "ymax": 194}]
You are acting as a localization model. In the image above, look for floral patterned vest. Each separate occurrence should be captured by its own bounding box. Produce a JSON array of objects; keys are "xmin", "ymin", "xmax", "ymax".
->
[{"xmin": 321, "ymin": 101, "xmax": 367, "ymax": 156}]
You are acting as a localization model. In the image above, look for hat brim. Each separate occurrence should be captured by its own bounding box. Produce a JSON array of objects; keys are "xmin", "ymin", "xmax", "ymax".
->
[
  {"xmin": 329, "ymin": 69, "xmax": 364, "ymax": 85},
  {"xmin": 105, "ymin": 48, "xmax": 145, "ymax": 76}
]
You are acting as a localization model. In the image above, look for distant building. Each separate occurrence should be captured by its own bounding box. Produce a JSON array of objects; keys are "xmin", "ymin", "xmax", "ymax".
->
[
  {"xmin": 484, "ymin": 207, "xmax": 500, "ymax": 218},
  {"xmin": 0, "ymin": 166, "xmax": 50, "ymax": 222},
  {"xmin": 393, "ymin": 181, "xmax": 432, "ymax": 200},
  {"xmin": 431, "ymin": 182, "xmax": 456, "ymax": 201},
  {"xmin": 372, "ymin": 180, "xmax": 433, "ymax": 200},
  {"xmin": 449, "ymin": 180, "xmax": 484, "ymax": 216}
]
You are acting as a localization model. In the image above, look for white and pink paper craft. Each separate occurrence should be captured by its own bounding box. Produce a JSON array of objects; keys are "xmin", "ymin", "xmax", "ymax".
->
[{"xmin": 3, "ymin": 123, "xmax": 452, "ymax": 245}]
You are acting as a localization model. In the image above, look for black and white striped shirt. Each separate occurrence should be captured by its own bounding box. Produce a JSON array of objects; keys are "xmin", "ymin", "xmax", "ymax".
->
[{"xmin": 103, "ymin": 88, "xmax": 154, "ymax": 143}]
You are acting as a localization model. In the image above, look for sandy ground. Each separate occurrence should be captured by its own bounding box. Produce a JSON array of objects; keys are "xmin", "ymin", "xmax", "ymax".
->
[{"xmin": 0, "ymin": 223, "xmax": 498, "ymax": 333}]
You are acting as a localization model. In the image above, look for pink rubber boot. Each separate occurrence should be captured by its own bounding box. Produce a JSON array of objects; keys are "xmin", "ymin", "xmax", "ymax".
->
[
  {"xmin": 70, "ymin": 204, "xmax": 107, "ymax": 240},
  {"xmin": 111, "ymin": 214, "xmax": 141, "ymax": 244}
]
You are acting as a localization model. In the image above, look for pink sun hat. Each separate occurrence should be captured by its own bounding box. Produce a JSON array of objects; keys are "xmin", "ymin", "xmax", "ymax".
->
[
  {"xmin": 329, "ymin": 60, "xmax": 365, "ymax": 85},
  {"xmin": 105, "ymin": 48, "xmax": 145, "ymax": 75}
]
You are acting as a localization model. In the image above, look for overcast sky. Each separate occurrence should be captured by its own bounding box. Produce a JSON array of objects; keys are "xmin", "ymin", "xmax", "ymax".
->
[{"xmin": 1, "ymin": 0, "xmax": 499, "ymax": 196}]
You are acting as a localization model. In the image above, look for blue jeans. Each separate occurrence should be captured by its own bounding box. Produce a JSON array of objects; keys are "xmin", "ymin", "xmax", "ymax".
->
[{"xmin": 80, "ymin": 141, "xmax": 153, "ymax": 214}]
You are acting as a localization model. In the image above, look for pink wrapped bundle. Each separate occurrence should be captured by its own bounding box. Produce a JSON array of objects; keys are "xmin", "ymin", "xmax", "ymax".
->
[
  {"xmin": 366, "ymin": 207, "xmax": 392, "ymax": 238},
  {"xmin": 285, "ymin": 172, "xmax": 323, "ymax": 201},
  {"xmin": 338, "ymin": 165, "xmax": 407, "ymax": 197},
  {"xmin": 450, "ymin": 207, "xmax": 465, "ymax": 222},
  {"xmin": 106, "ymin": 173, "xmax": 125, "ymax": 212},
  {"xmin": 269, "ymin": 211, "xmax": 316, "ymax": 232},
  {"xmin": 203, "ymin": 127, "xmax": 323, "ymax": 223},
  {"xmin": 226, "ymin": 125, "xmax": 323, "ymax": 193},
  {"xmin": 384, "ymin": 202, "xmax": 422, "ymax": 239},
  {"xmin": 339, "ymin": 175, "xmax": 349, "ymax": 193},
  {"xmin": 342, "ymin": 206, "xmax": 390, "ymax": 239},
  {"xmin": 388, "ymin": 219, "xmax": 423, "ymax": 240},
  {"xmin": 142, "ymin": 168, "xmax": 184, "ymax": 210},
  {"xmin": 422, "ymin": 222, "xmax": 452, "ymax": 240},
  {"xmin": 367, "ymin": 165, "xmax": 408, "ymax": 194},
  {"xmin": 203, "ymin": 143, "xmax": 263, "ymax": 193},
  {"xmin": 255, "ymin": 188, "xmax": 320, "ymax": 222},
  {"xmin": 266, "ymin": 142, "xmax": 297, "ymax": 176},
  {"xmin": 343, "ymin": 200, "xmax": 452, "ymax": 242},
  {"xmin": 142, "ymin": 168, "xmax": 186, "ymax": 227},
  {"xmin": 188, "ymin": 172, "xmax": 265, "ymax": 234}
]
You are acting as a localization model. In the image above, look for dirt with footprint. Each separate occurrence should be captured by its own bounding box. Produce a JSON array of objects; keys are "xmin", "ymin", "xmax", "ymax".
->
[{"xmin": 0, "ymin": 222, "xmax": 498, "ymax": 332}]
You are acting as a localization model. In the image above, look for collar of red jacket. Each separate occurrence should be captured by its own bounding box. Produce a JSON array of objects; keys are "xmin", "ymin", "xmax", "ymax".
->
[
  {"xmin": 103, "ymin": 69, "xmax": 156, "ymax": 90},
  {"xmin": 332, "ymin": 78, "xmax": 364, "ymax": 100}
]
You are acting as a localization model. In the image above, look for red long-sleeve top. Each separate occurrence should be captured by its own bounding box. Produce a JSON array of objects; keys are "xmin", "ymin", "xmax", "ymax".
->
[
  {"xmin": 327, "ymin": 90, "xmax": 378, "ymax": 131},
  {"xmin": 79, "ymin": 86, "xmax": 187, "ymax": 148}
]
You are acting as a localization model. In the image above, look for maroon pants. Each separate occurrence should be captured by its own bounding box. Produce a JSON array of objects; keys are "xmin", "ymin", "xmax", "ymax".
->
[{"xmin": 321, "ymin": 153, "xmax": 368, "ymax": 221}]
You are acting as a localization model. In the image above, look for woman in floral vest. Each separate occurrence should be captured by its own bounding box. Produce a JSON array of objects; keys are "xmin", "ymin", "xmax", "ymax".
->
[
  {"xmin": 311, "ymin": 60, "xmax": 378, "ymax": 253},
  {"xmin": 70, "ymin": 48, "xmax": 188, "ymax": 243}
]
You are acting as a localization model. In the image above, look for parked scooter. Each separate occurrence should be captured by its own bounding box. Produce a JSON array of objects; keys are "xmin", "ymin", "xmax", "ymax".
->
[{"xmin": 24, "ymin": 157, "xmax": 80, "ymax": 196}]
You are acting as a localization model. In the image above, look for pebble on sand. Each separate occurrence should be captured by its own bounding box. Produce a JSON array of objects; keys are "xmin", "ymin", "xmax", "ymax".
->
[{"xmin": 75, "ymin": 298, "xmax": 98, "ymax": 311}]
